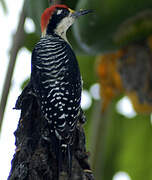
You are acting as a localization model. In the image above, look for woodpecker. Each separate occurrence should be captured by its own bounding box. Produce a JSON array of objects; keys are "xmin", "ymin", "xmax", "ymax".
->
[{"xmin": 15, "ymin": 4, "xmax": 91, "ymax": 176}]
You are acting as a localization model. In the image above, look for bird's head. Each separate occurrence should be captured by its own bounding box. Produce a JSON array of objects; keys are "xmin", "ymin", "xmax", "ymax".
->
[{"xmin": 41, "ymin": 4, "xmax": 92, "ymax": 40}]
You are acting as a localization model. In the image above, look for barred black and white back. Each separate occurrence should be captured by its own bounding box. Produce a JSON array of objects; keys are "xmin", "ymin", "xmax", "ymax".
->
[
  {"xmin": 13, "ymin": 4, "xmax": 92, "ymax": 178},
  {"xmin": 31, "ymin": 33, "xmax": 82, "ymax": 146}
]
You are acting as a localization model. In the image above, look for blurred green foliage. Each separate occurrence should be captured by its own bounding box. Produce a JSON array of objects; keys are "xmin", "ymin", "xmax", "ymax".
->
[
  {"xmin": 74, "ymin": 0, "xmax": 152, "ymax": 54},
  {"xmin": 20, "ymin": 0, "xmax": 152, "ymax": 179},
  {"xmin": 0, "ymin": 0, "xmax": 7, "ymax": 13},
  {"xmin": 103, "ymin": 101, "xmax": 152, "ymax": 180}
]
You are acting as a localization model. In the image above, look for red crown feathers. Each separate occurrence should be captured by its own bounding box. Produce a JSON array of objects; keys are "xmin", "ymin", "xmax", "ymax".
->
[{"xmin": 41, "ymin": 4, "xmax": 68, "ymax": 33}]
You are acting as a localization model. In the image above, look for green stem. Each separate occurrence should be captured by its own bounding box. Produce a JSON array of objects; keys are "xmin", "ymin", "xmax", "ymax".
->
[
  {"xmin": 90, "ymin": 101, "xmax": 111, "ymax": 180},
  {"xmin": 0, "ymin": 0, "xmax": 26, "ymax": 133}
]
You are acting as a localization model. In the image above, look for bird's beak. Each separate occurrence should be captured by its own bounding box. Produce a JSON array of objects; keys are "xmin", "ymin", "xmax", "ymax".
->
[{"xmin": 69, "ymin": 9, "xmax": 93, "ymax": 18}]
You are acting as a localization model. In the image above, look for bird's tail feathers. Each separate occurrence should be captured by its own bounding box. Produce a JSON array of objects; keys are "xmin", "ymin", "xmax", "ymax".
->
[{"xmin": 51, "ymin": 136, "xmax": 72, "ymax": 178}]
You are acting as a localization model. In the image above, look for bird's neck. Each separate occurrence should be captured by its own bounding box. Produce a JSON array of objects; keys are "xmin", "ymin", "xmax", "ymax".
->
[
  {"xmin": 42, "ymin": 30, "xmax": 69, "ymax": 43},
  {"xmin": 54, "ymin": 17, "xmax": 74, "ymax": 43},
  {"xmin": 54, "ymin": 29, "xmax": 68, "ymax": 43}
]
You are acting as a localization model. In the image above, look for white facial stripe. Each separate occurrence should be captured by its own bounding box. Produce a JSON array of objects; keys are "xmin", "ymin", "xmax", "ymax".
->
[
  {"xmin": 55, "ymin": 13, "xmax": 75, "ymax": 42},
  {"xmin": 57, "ymin": 10, "xmax": 63, "ymax": 15}
]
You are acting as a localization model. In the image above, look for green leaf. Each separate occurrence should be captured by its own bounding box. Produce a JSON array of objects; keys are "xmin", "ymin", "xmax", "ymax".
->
[
  {"xmin": 21, "ymin": 78, "xmax": 30, "ymax": 90},
  {"xmin": 77, "ymin": 55, "xmax": 97, "ymax": 89},
  {"xmin": 24, "ymin": 32, "xmax": 39, "ymax": 52}
]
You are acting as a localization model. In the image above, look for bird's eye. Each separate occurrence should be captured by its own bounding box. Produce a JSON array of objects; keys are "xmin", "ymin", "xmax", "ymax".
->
[
  {"xmin": 56, "ymin": 8, "xmax": 69, "ymax": 17},
  {"xmin": 63, "ymin": 9, "xmax": 69, "ymax": 16}
]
